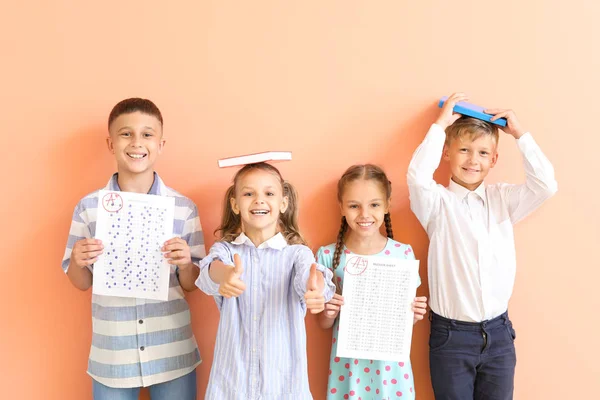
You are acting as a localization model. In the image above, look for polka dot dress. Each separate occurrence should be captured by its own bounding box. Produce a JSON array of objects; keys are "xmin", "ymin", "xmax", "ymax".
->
[{"xmin": 316, "ymin": 240, "xmax": 419, "ymax": 399}]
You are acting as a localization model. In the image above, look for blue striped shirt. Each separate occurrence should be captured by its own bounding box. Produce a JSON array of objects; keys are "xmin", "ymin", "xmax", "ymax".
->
[
  {"xmin": 61, "ymin": 173, "xmax": 206, "ymax": 388},
  {"xmin": 197, "ymin": 232, "xmax": 336, "ymax": 399}
]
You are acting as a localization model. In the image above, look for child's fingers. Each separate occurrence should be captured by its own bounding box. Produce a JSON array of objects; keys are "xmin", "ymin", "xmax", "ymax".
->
[
  {"xmin": 220, "ymin": 285, "xmax": 244, "ymax": 298},
  {"xmin": 412, "ymin": 305, "xmax": 427, "ymax": 314},
  {"xmin": 167, "ymin": 257, "xmax": 193, "ymax": 266},
  {"xmin": 414, "ymin": 313, "xmax": 425, "ymax": 321},
  {"xmin": 324, "ymin": 303, "xmax": 340, "ymax": 312},
  {"xmin": 163, "ymin": 237, "xmax": 183, "ymax": 246},
  {"xmin": 490, "ymin": 112, "xmax": 510, "ymax": 122},
  {"xmin": 79, "ymin": 244, "xmax": 104, "ymax": 253},
  {"xmin": 306, "ymin": 264, "xmax": 319, "ymax": 291},
  {"xmin": 164, "ymin": 250, "xmax": 189, "ymax": 260},
  {"xmin": 446, "ymin": 93, "xmax": 468, "ymax": 105},
  {"xmin": 327, "ymin": 297, "xmax": 344, "ymax": 306},
  {"xmin": 487, "ymin": 109, "xmax": 514, "ymax": 122},
  {"xmin": 228, "ymin": 280, "xmax": 246, "ymax": 292},
  {"xmin": 161, "ymin": 242, "xmax": 188, "ymax": 252},
  {"xmin": 412, "ymin": 301, "xmax": 427, "ymax": 309},
  {"xmin": 76, "ymin": 256, "xmax": 98, "ymax": 267},
  {"xmin": 233, "ymin": 254, "xmax": 243, "ymax": 275},
  {"xmin": 82, "ymin": 250, "xmax": 103, "ymax": 260},
  {"xmin": 307, "ymin": 304, "xmax": 325, "ymax": 314},
  {"xmin": 306, "ymin": 298, "xmax": 325, "ymax": 308},
  {"xmin": 79, "ymin": 238, "xmax": 102, "ymax": 246}
]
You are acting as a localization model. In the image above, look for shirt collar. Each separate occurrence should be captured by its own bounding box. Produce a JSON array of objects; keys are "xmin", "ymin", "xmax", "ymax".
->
[
  {"xmin": 231, "ymin": 232, "xmax": 288, "ymax": 250},
  {"xmin": 448, "ymin": 179, "xmax": 486, "ymax": 203},
  {"xmin": 105, "ymin": 172, "xmax": 162, "ymax": 195}
]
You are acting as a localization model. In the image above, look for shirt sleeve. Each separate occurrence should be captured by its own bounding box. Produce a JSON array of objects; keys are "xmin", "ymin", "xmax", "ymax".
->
[
  {"xmin": 293, "ymin": 246, "xmax": 335, "ymax": 304},
  {"xmin": 403, "ymin": 244, "xmax": 421, "ymax": 287},
  {"xmin": 497, "ymin": 133, "xmax": 558, "ymax": 224},
  {"xmin": 196, "ymin": 241, "xmax": 233, "ymax": 298},
  {"xmin": 407, "ymin": 124, "xmax": 447, "ymax": 231},
  {"xmin": 180, "ymin": 203, "xmax": 206, "ymax": 271},
  {"xmin": 61, "ymin": 200, "xmax": 93, "ymax": 274}
]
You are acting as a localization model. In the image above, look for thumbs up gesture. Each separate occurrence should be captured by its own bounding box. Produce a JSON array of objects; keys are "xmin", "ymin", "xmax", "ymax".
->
[
  {"xmin": 304, "ymin": 263, "xmax": 325, "ymax": 314},
  {"xmin": 218, "ymin": 253, "xmax": 246, "ymax": 298}
]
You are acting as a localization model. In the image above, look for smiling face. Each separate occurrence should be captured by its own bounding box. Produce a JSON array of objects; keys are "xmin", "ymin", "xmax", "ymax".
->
[
  {"xmin": 339, "ymin": 179, "xmax": 390, "ymax": 238},
  {"xmin": 230, "ymin": 168, "xmax": 289, "ymax": 239},
  {"xmin": 444, "ymin": 133, "xmax": 498, "ymax": 191},
  {"xmin": 106, "ymin": 111, "xmax": 165, "ymax": 176}
]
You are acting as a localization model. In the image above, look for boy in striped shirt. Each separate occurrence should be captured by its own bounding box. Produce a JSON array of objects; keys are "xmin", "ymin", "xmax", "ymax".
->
[{"xmin": 61, "ymin": 98, "xmax": 205, "ymax": 399}]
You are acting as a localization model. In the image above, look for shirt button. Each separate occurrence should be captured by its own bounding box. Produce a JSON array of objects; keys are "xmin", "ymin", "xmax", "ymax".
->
[
  {"xmin": 140, "ymin": 346, "xmax": 145, "ymax": 351},
  {"xmin": 138, "ymin": 319, "xmax": 144, "ymax": 324}
]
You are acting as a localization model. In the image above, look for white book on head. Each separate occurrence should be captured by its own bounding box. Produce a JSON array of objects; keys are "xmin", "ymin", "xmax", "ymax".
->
[{"xmin": 217, "ymin": 151, "xmax": 292, "ymax": 168}]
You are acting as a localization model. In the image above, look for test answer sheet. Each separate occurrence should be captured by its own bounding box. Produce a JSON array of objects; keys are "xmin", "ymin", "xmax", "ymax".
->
[
  {"xmin": 92, "ymin": 190, "xmax": 175, "ymax": 301},
  {"xmin": 337, "ymin": 255, "xmax": 419, "ymax": 362}
]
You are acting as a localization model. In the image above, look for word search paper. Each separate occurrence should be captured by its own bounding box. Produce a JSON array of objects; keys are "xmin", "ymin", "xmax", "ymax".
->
[{"xmin": 337, "ymin": 255, "xmax": 419, "ymax": 362}]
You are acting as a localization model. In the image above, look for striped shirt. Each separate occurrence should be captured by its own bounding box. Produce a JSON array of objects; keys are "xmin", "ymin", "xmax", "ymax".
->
[
  {"xmin": 61, "ymin": 173, "xmax": 206, "ymax": 388},
  {"xmin": 197, "ymin": 232, "xmax": 336, "ymax": 400}
]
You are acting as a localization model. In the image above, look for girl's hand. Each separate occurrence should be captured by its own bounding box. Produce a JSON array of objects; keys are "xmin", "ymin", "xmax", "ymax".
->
[
  {"xmin": 412, "ymin": 296, "xmax": 428, "ymax": 324},
  {"xmin": 218, "ymin": 254, "xmax": 246, "ymax": 298},
  {"xmin": 323, "ymin": 293, "xmax": 345, "ymax": 319},
  {"xmin": 305, "ymin": 264, "xmax": 326, "ymax": 314}
]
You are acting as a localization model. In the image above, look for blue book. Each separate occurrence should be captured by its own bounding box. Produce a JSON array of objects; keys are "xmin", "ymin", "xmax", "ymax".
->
[{"xmin": 438, "ymin": 96, "xmax": 507, "ymax": 127}]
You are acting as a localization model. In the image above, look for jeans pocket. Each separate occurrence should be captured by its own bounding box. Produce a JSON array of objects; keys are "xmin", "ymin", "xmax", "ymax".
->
[
  {"xmin": 429, "ymin": 327, "xmax": 452, "ymax": 351},
  {"xmin": 506, "ymin": 324, "xmax": 516, "ymax": 342}
]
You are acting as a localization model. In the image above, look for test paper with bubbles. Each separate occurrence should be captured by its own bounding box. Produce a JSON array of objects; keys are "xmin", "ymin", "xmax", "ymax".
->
[
  {"xmin": 93, "ymin": 190, "xmax": 175, "ymax": 301},
  {"xmin": 337, "ymin": 256, "xmax": 419, "ymax": 362}
]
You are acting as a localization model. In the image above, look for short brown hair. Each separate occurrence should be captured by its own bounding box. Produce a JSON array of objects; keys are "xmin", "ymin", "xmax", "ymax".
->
[
  {"xmin": 108, "ymin": 98, "xmax": 163, "ymax": 129},
  {"xmin": 445, "ymin": 117, "xmax": 499, "ymax": 146}
]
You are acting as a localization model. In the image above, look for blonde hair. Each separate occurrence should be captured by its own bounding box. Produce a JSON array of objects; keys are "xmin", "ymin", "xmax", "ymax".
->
[
  {"xmin": 214, "ymin": 162, "xmax": 306, "ymax": 245},
  {"xmin": 330, "ymin": 164, "xmax": 393, "ymax": 293},
  {"xmin": 445, "ymin": 116, "xmax": 499, "ymax": 146}
]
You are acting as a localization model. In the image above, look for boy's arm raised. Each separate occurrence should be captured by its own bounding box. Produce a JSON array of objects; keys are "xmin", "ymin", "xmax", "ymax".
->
[
  {"xmin": 486, "ymin": 108, "xmax": 558, "ymax": 223},
  {"xmin": 407, "ymin": 93, "xmax": 467, "ymax": 229}
]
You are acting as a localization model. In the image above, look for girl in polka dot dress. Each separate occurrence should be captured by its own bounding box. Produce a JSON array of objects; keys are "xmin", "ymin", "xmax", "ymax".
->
[{"xmin": 316, "ymin": 164, "xmax": 428, "ymax": 400}]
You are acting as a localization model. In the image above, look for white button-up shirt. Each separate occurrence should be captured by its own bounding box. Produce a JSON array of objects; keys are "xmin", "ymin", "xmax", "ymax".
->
[{"xmin": 407, "ymin": 124, "xmax": 558, "ymax": 322}]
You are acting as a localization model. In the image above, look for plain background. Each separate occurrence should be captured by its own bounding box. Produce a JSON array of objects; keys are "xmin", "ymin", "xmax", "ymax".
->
[{"xmin": 1, "ymin": 1, "xmax": 597, "ymax": 398}]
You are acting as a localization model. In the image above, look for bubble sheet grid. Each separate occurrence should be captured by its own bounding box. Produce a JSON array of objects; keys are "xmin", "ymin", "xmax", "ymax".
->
[{"xmin": 92, "ymin": 190, "xmax": 175, "ymax": 301}]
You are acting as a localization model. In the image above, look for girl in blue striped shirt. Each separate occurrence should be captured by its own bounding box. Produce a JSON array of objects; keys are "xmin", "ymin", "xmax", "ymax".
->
[{"xmin": 196, "ymin": 162, "xmax": 336, "ymax": 399}]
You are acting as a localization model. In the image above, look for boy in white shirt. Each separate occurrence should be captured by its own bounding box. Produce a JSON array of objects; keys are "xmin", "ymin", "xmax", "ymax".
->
[{"xmin": 407, "ymin": 92, "xmax": 557, "ymax": 399}]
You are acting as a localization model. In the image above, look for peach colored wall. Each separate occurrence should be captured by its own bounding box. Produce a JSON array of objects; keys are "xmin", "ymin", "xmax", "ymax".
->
[{"xmin": 1, "ymin": 1, "xmax": 597, "ymax": 398}]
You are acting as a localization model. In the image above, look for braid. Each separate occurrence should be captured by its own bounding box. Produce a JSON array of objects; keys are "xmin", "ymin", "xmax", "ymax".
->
[
  {"xmin": 331, "ymin": 217, "xmax": 348, "ymax": 294},
  {"xmin": 384, "ymin": 212, "xmax": 394, "ymax": 239}
]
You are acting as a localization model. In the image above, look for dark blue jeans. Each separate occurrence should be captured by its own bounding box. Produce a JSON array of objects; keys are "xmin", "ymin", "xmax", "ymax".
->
[{"xmin": 429, "ymin": 311, "xmax": 517, "ymax": 400}]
